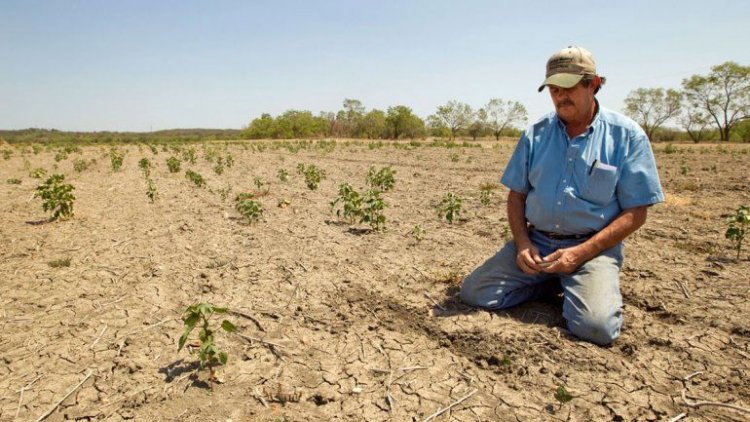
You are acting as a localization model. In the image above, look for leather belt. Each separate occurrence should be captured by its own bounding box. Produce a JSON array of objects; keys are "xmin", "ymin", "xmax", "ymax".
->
[{"xmin": 533, "ymin": 229, "xmax": 592, "ymax": 240}]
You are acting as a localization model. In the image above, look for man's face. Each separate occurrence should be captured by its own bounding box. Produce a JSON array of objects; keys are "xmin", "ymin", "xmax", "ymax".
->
[{"xmin": 548, "ymin": 81, "xmax": 596, "ymax": 124}]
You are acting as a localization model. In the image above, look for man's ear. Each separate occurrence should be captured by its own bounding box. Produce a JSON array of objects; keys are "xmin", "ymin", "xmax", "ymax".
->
[{"xmin": 593, "ymin": 75, "xmax": 602, "ymax": 90}]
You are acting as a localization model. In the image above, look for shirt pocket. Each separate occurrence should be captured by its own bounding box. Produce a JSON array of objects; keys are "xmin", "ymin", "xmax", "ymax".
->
[{"xmin": 582, "ymin": 166, "xmax": 618, "ymax": 205}]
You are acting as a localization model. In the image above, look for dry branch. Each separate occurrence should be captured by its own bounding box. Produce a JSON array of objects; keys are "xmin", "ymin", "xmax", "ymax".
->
[
  {"xmin": 35, "ymin": 370, "xmax": 94, "ymax": 422},
  {"xmin": 422, "ymin": 389, "xmax": 478, "ymax": 422},
  {"xmin": 229, "ymin": 309, "xmax": 265, "ymax": 332},
  {"xmin": 681, "ymin": 389, "xmax": 750, "ymax": 414}
]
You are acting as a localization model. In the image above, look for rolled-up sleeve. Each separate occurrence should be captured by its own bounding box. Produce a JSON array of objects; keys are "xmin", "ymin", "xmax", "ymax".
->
[{"xmin": 616, "ymin": 130, "xmax": 665, "ymax": 209}]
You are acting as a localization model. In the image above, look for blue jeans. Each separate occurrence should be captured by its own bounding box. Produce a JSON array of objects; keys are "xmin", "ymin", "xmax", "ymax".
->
[{"xmin": 460, "ymin": 230, "xmax": 624, "ymax": 345}]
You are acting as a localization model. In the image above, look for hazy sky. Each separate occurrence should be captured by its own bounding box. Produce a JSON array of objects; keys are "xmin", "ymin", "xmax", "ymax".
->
[{"xmin": 1, "ymin": 1, "xmax": 749, "ymax": 131}]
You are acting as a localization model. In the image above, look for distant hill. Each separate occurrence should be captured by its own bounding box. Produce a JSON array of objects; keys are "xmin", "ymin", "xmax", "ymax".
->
[{"xmin": 0, "ymin": 128, "xmax": 244, "ymax": 144}]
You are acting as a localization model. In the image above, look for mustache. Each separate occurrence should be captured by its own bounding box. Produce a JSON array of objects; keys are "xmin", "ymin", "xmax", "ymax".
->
[{"xmin": 556, "ymin": 100, "xmax": 574, "ymax": 107}]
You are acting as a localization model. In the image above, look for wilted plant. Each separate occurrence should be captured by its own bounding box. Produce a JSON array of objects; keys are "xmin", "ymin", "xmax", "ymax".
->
[
  {"xmin": 110, "ymin": 147, "xmax": 125, "ymax": 171},
  {"xmin": 73, "ymin": 159, "xmax": 90, "ymax": 173},
  {"xmin": 411, "ymin": 224, "xmax": 426, "ymax": 243},
  {"xmin": 138, "ymin": 158, "xmax": 151, "ymax": 178},
  {"xmin": 166, "ymin": 156, "xmax": 181, "ymax": 173},
  {"xmin": 185, "ymin": 170, "xmax": 206, "ymax": 187},
  {"xmin": 366, "ymin": 166, "xmax": 396, "ymax": 192},
  {"xmin": 235, "ymin": 193, "xmax": 263, "ymax": 223},
  {"xmin": 437, "ymin": 192, "xmax": 462, "ymax": 223},
  {"xmin": 182, "ymin": 147, "xmax": 197, "ymax": 164},
  {"xmin": 146, "ymin": 178, "xmax": 157, "ymax": 203},
  {"xmin": 330, "ymin": 183, "xmax": 362, "ymax": 223},
  {"xmin": 178, "ymin": 303, "xmax": 236, "ymax": 384},
  {"xmin": 726, "ymin": 206, "xmax": 750, "ymax": 260},
  {"xmin": 213, "ymin": 157, "xmax": 224, "ymax": 175},
  {"xmin": 277, "ymin": 168, "xmax": 289, "ymax": 182},
  {"xmin": 35, "ymin": 174, "xmax": 75, "ymax": 221},
  {"xmin": 30, "ymin": 168, "xmax": 47, "ymax": 179},
  {"xmin": 303, "ymin": 164, "xmax": 326, "ymax": 190}
]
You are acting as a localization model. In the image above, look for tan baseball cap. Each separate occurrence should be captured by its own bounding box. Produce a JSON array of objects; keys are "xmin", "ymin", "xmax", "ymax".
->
[{"xmin": 538, "ymin": 46, "xmax": 605, "ymax": 92}]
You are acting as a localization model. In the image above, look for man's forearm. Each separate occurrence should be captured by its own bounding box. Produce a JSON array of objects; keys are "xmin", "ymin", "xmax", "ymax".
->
[
  {"xmin": 507, "ymin": 191, "xmax": 531, "ymax": 247},
  {"xmin": 576, "ymin": 206, "xmax": 649, "ymax": 261}
]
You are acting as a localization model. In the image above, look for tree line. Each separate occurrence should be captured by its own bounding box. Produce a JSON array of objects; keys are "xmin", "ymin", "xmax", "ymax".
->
[
  {"xmin": 242, "ymin": 98, "xmax": 528, "ymax": 141},
  {"xmin": 624, "ymin": 61, "xmax": 750, "ymax": 142}
]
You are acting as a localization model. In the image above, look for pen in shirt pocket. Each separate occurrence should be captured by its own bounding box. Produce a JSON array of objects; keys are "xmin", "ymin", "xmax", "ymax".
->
[{"xmin": 588, "ymin": 159, "xmax": 598, "ymax": 175}]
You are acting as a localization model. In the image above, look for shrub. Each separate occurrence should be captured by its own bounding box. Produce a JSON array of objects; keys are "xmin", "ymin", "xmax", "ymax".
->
[
  {"xmin": 34, "ymin": 174, "xmax": 76, "ymax": 220},
  {"xmin": 73, "ymin": 159, "xmax": 90, "ymax": 173},
  {"xmin": 2, "ymin": 150, "xmax": 12, "ymax": 160},
  {"xmin": 178, "ymin": 303, "xmax": 236, "ymax": 384},
  {"xmin": 166, "ymin": 156, "xmax": 181, "ymax": 173},
  {"xmin": 182, "ymin": 147, "xmax": 197, "ymax": 164},
  {"xmin": 437, "ymin": 192, "xmax": 462, "ymax": 223},
  {"xmin": 185, "ymin": 170, "xmax": 206, "ymax": 187},
  {"xmin": 366, "ymin": 166, "xmax": 396, "ymax": 192},
  {"xmin": 54, "ymin": 151, "xmax": 68, "ymax": 162}
]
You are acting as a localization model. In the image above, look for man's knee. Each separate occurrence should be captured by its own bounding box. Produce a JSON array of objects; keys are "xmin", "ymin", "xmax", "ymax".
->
[
  {"xmin": 459, "ymin": 272, "xmax": 486, "ymax": 307},
  {"xmin": 566, "ymin": 311, "xmax": 622, "ymax": 346}
]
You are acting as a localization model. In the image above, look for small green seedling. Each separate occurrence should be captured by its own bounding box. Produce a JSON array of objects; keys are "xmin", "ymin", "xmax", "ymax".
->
[
  {"xmin": 182, "ymin": 147, "xmax": 197, "ymax": 164},
  {"xmin": 277, "ymin": 168, "xmax": 289, "ymax": 182},
  {"xmin": 6, "ymin": 178, "xmax": 21, "ymax": 185},
  {"xmin": 366, "ymin": 166, "xmax": 396, "ymax": 192},
  {"xmin": 225, "ymin": 154, "xmax": 234, "ymax": 168},
  {"xmin": 235, "ymin": 193, "xmax": 263, "ymax": 223},
  {"xmin": 330, "ymin": 183, "xmax": 362, "ymax": 223},
  {"xmin": 138, "ymin": 158, "xmax": 151, "ymax": 178},
  {"xmin": 166, "ymin": 156, "xmax": 181, "ymax": 173},
  {"xmin": 185, "ymin": 170, "xmax": 206, "ymax": 187},
  {"xmin": 480, "ymin": 188, "xmax": 492, "ymax": 206},
  {"xmin": 35, "ymin": 174, "xmax": 75, "ymax": 221},
  {"xmin": 449, "ymin": 153, "xmax": 459, "ymax": 162},
  {"xmin": 411, "ymin": 224, "xmax": 426, "ymax": 243},
  {"xmin": 554, "ymin": 386, "xmax": 573, "ymax": 408},
  {"xmin": 361, "ymin": 189, "xmax": 386, "ymax": 231},
  {"xmin": 437, "ymin": 192, "xmax": 462, "ymax": 223},
  {"xmin": 296, "ymin": 163, "xmax": 306, "ymax": 175},
  {"xmin": 303, "ymin": 164, "xmax": 326, "ymax": 190},
  {"xmin": 149, "ymin": 144, "xmax": 159, "ymax": 155},
  {"xmin": 726, "ymin": 206, "xmax": 750, "ymax": 260},
  {"xmin": 178, "ymin": 303, "xmax": 236, "ymax": 384},
  {"xmin": 213, "ymin": 158, "xmax": 225, "ymax": 175},
  {"xmin": 54, "ymin": 151, "xmax": 68, "ymax": 162},
  {"xmin": 30, "ymin": 168, "xmax": 47, "ymax": 179},
  {"xmin": 73, "ymin": 159, "xmax": 90, "ymax": 173}
]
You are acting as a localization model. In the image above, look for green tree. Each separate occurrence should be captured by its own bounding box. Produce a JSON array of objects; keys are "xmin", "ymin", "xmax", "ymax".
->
[
  {"xmin": 468, "ymin": 108, "xmax": 488, "ymax": 140},
  {"xmin": 485, "ymin": 98, "xmax": 528, "ymax": 141},
  {"xmin": 682, "ymin": 62, "xmax": 750, "ymax": 142},
  {"xmin": 679, "ymin": 108, "xmax": 712, "ymax": 143},
  {"xmin": 386, "ymin": 106, "xmax": 425, "ymax": 139},
  {"xmin": 243, "ymin": 113, "xmax": 275, "ymax": 139},
  {"xmin": 361, "ymin": 109, "xmax": 388, "ymax": 139},
  {"xmin": 430, "ymin": 101, "xmax": 473, "ymax": 141},
  {"xmin": 624, "ymin": 88, "xmax": 683, "ymax": 141}
]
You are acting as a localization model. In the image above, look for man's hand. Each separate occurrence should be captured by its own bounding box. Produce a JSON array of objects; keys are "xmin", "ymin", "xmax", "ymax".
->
[
  {"xmin": 516, "ymin": 244, "xmax": 545, "ymax": 274},
  {"xmin": 539, "ymin": 246, "xmax": 587, "ymax": 274}
]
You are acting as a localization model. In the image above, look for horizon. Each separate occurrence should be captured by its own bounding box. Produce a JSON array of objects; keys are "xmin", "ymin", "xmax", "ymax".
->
[{"xmin": 2, "ymin": 1, "xmax": 749, "ymax": 132}]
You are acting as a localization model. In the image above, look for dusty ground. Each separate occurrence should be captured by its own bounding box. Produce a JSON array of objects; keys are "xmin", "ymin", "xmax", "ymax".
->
[{"xmin": 1, "ymin": 139, "xmax": 749, "ymax": 421}]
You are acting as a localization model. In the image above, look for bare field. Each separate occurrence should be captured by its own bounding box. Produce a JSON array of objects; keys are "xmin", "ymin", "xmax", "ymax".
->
[{"xmin": 1, "ymin": 140, "xmax": 749, "ymax": 421}]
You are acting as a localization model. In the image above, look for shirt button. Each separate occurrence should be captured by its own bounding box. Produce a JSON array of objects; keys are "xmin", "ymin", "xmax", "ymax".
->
[
  {"xmin": 557, "ymin": 201, "xmax": 562, "ymax": 205},
  {"xmin": 555, "ymin": 224, "xmax": 560, "ymax": 229},
  {"xmin": 562, "ymin": 179, "xmax": 567, "ymax": 183},
  {"xmin": 568, "ymin": 158, "xmax": 573, "ymax": 162}
]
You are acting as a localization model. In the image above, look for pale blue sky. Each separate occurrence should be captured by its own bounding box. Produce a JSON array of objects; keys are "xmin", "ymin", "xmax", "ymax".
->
[{"xmin": 1, "ymin": 1, "xmax": 748, "ymax": 131}]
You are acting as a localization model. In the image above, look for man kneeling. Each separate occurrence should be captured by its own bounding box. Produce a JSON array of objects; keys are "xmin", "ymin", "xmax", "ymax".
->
[{"xmin": 460, "ymin": 46, "xmax": 664, "ymax": 346}]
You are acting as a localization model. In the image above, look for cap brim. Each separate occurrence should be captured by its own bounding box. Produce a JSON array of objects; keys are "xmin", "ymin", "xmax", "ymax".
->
[{"xmin": 537, "ymin": 73, "xmax": 584, "ymax": 92}]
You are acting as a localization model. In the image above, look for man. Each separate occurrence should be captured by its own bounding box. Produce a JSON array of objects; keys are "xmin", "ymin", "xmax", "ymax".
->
[{"xmin": 460, "ymin": 46, "xmax": 664, "ymax": 346}]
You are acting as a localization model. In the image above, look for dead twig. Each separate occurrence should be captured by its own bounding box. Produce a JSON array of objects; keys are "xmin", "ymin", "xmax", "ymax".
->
[
  {"xmin": 681, "ymin": 389, "xmax": 750, "ymax": 414},
  {"xmin": 90, "ymin": 325, "xmax": 107, "ymax": 350},
  {"xmin": 422, "ymin": 389, "xmax": 478, "ymax": 422},
  {"xmin": 254, "ymin": 387, "xmax": 269, "ymax": 408},
  {"xmin": 676, "ymin": 281, "xmax": 690, "ymax": 299},
  {"xmin": 35, "ymin": 370, "xmax": 94, "ymax": 422},
  {"xmin": 683, "ymin": 371, "xmax": 703, "ymax": 381},
  {"xmin": 15, "ymin": 374, "xmax": 43, "ymax": 419},
  {"xmin": 238, "ymin": 333, "xmax": 285, "ymax": 349},
  {"xmin": 667, "ymin": 413, "xmax": 687, "ymax": 422},
  {"xmin": 424, "ymin": 292, "xmax": 446, "ymax": 311},
  {"xmin": 229, "ymin": 309, "xmax": 265, "ymax": 332}
]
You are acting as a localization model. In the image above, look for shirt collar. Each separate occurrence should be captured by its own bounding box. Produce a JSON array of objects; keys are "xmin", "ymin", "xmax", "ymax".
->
[{"xmin": 555, "ymin": 99, "xmax": 601, "ymax": 136}]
